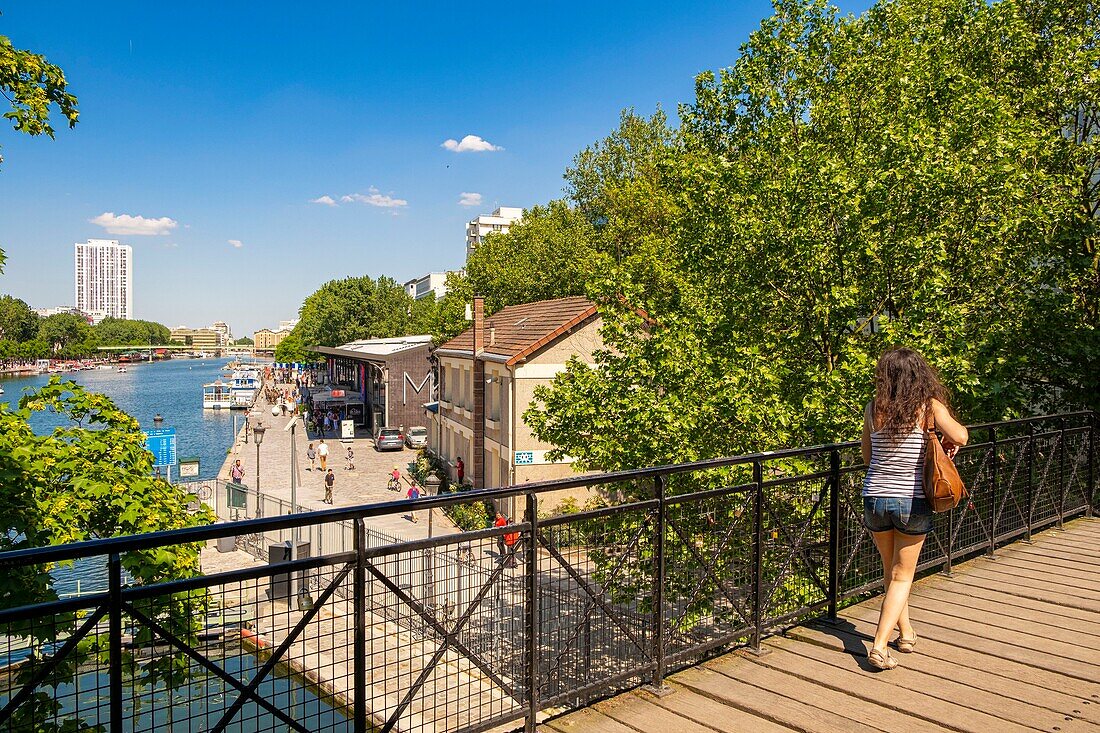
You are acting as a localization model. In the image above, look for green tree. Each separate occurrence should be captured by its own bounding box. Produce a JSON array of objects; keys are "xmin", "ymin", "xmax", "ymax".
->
[
  {"xmin": 93, "ymin": 317, "xmax": 171, "ymax": 346},
  {"xmin": 38, "ymin": 312, "xmax": 92, "ymax": 355},
  {"xmin": 234, "ymin": 336, "xmax": 254, "ymax": 346},
  {"xmin": 0, "ymin": 294, "xmax": 39, "ymax": 341},
  {"xmin": 273, "ymin": 331, "xmax": 312, "ymax": 363},
  {"xmin": 294, "ymin": 275, "xmax": 411, "ymax": 347},
  {"xmin": 0, "ymin": 378, "xmax": 211, "ymax": 729},
  {"xmin": 528, "ymin": 0, "xmax": 1100, "ymax": 481}
]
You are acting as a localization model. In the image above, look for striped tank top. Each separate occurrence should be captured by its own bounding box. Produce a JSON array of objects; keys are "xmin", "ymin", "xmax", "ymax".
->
[{"xmin": 863, "ymin": 426, "xmax": 925, "ymax": 498}]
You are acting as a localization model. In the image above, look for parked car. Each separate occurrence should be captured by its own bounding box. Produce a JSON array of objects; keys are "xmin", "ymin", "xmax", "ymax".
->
[
  {"xmin": 374, "ymin": 427, "xmax": 404, "ymax": 451},
  {"xmin": 405, "ymin": 426, "xmax": 428, "ymax": 449}
]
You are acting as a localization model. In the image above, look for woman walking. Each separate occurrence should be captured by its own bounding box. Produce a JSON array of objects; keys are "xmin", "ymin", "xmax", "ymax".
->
[{"xmin": 861, "ymin": 348, "xmax": 968, "ymax": 670}]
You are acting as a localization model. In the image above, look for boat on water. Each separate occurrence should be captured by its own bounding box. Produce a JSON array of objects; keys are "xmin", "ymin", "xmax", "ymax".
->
[
  {"xmin": 203, "ymin": 381, "xmax": 233, "ymax": 409},
  {"xmin": 229, "ymin": 370, "xmax": 261, "ymax": 409},
  {"xmin": 117, "ymin": 367, "xmax": 127, "ymax": 373}
]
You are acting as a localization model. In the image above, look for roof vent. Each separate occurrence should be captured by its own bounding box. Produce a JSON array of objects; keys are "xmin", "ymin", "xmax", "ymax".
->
[
  {"xmin": 490, "ymin": 326, "xmax": 496, "ymax": 346},
  {"xmin": 515, "ymin": 317, "xmax": 529, "ymax": 328}
]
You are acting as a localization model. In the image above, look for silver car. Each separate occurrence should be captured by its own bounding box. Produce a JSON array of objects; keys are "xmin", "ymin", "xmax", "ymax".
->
[
  {"xmin": 374, "ymin": 427, "xmax": 404, "ymax": 451},
  {"xmin": 405, "ymin": 426, "xmax": 428, "ymax": 449}
]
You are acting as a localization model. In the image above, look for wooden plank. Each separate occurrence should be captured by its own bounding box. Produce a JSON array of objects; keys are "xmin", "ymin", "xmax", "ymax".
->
[
  {"xmin": 647, "ymin": 685, "xmax": 798, "ymax": 733},
  {"xmin": 791, "ymin": 623, "xmax": 1100, "ymax": 726},
  {"xmin": 998, "ymin": 545, "xmax": 1100, "ymax": 572},
  {"xmin": 843, "ymin": 603, "xmax": 1100, "ymax": 682},
  {"xmin": 936, "ymin": 570, "xmax": 1100, "ymax": 613},
  {"xmin": 777, "ymin": 629, "xmax": 1100, "ymax": 730},
  {"xmin": 703, "ymin": 654, "xmax": 955, "ymax": 733},
  {"xmin": 903, "ymin": 592, "xmax": 1092, "ymax": 645},
  {"xmin": 988, "ymin": 552, "xmax": 1100, "ymax": 580},
  {"xmin": 674, "ymin": 664, "xmax": 882, "ymax": 733},
  {"xmin": 543, "ymin": 708, "xmax": 637, "ymax": 733},
  {"xmin": 1039, "ymin": 532, "xmax": 1100, "ymax": 550},
  {"xmin": 959, "ymin": 564, "xmax": 1100, "ymax": 601},
  {"xmin": 592, "ymin": 691, "xmax": 725, "ymax": 733},
  {"xmin": 1013, "ymin": 533, "xmax": 1100, "ymax": 555},
  {"xmin": 756, "ymin": 637, "xmax": 1081, "ymax": 733},
  {"xmin": 1019, "ymin": 539, "xmax": 1100, "ymax": 563},
  {"xmin": 910, "ymin": 583, "xmax": 1100, "ymax": 634}
]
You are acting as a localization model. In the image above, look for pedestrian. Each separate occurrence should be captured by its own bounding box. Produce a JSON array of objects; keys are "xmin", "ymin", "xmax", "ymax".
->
[
  {"xmin": 230, "ymin": 459, "xmax": 244, "ymax": 485},
  {"xmin": 503, "ymin": 521, "xmax": 519, "ymax": 568},
  {"xmin": 318, "ymin": 439, "xmax": 329, "ymax": 471},
  {"xmin": 324, "ymin": 469, "xmax": 335, "ymax": 504},
  {"xmin": 306, "ymin": 443, "xmax": 316, "ymax": 471},
  {"xmin": 494, "ymin": 512, "xmax": 508, "ymax": 559},
  {"xmin": 407, "ymin": 482, "xmax": 421, "ymax": 522},
  {"xmin": 345, "ymin": 445, "xmax": 355, "ymax": 471},
  {"xmin": 861, "ymin": 347, "xmax": 968, "ymax": 670},
  {"xmin": 456, "ymin": 456, "xmax": 465, "ymax": 485}
]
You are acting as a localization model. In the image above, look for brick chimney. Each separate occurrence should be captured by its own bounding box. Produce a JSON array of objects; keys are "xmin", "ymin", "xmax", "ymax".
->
[{"xmin": 472, "ymin": 296, "xmax": 485, "ymax": 490}]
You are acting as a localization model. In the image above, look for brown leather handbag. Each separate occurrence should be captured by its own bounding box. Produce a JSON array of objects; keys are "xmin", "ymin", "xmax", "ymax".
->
[{"xmin": 923, "ymin": 410, "xmax": 967, "ymax": 512}]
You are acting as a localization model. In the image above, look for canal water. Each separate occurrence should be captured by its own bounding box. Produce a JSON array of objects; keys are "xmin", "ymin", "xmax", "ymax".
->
[
  {"xmin": 1, "ymin": 358, "xmax": 238, "ymax": 482},
  {"xmin": 2, "ymin": 360, "xmax": 349, "ymax": 726}
]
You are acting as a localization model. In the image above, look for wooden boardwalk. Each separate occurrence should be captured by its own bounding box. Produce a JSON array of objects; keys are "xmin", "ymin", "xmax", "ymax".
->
[{"xmin": 543, "ymin": 518, "xmax": 1100, "ymax": 733}]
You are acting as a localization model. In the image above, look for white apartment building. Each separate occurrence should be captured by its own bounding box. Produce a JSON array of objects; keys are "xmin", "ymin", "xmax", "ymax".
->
[
  {"xmin": 403, "ymin": 272, "xmax": 449, "ymax": 301},
  {"xmin": 209, "ymin": 321, "xmax": 233, "ymax": 345},
  {"xmin": 74, "ymin": 239, "xmax": 133, "ymax": 323},
  {"xmin": 465, "ymin": 206, "xmax": 523, "ymax": 259},
  {"xmin": 278, "ymin": 319, "xmax": 300, "ymax": 331}
]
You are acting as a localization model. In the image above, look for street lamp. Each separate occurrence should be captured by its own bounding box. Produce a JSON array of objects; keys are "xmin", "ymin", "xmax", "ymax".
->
[{"xmin": 253, "ymin": 422, "xmax": 266, "ymax": 494}]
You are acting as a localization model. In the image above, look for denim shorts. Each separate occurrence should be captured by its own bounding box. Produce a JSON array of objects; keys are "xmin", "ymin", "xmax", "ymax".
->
[{"xmin": 863, "ymin": 496, "xmax": 933, "ymax": 535}]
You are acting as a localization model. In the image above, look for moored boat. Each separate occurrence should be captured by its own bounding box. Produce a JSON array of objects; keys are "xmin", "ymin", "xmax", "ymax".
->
[{"xmin": 203, "ymin": 380, "xmax": 233, "ymax": 409}]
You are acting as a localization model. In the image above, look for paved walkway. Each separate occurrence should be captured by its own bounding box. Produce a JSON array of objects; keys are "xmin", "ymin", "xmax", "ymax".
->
[
  {"xmin": 216, "ymin": 383, "xmax": 459, "ymax": 541},
  {"xmin": 544, "ymin": 518, "xmax": 1100, "ymax": 733}
]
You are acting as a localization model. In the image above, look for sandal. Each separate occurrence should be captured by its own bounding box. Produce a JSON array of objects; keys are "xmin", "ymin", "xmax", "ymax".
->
[
  {"xmin": 867, "ymin": 647, "xmax": 898, "ymax": 670},
  {"xmin": 894, "ymin": 634, "xmax": 917, "ymax": 653}
]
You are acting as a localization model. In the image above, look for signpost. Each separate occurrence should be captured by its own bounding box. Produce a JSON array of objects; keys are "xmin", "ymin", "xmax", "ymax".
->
[{"xmin": 144, "ymin": 427, "xmax": 178, "ymax": 482}]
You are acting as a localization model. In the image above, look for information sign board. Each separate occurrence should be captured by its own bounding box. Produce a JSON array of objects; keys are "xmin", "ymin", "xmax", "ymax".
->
[
  {"xmin": 144, "ymin": 427, "xmax": 177, "ymax": 468},
  {"xmin": 341, "ymin": 419, "xmax": 355, "ymax": 440},
  {"xmin": 514, "ymin": 451, "xmax": 534, "ymax": 465}
]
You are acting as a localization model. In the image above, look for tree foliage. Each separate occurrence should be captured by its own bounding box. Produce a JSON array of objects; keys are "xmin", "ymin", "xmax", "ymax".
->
[
  {"xmin": 293, "ymin": 275, "xmax": 411, "ymax": 347},
  {"xmin": 93, "ymin": 317, "xmax": 171, "ymax": 347},
  {"xmin": 0, "ymin": 294, "xmax": 38, "ymax": 341},
  {"xmin": 0, "ymin": 378, "xmax": 211, "ymax": 729},
  {"xmin": 234, "ymin": 336, "xmax": 254, "ymax": 345},
  {"xmin": 526, "ymin": 0, "xmax": 1099, "ymax": 478},
  {"xmin": 38, "ymin": 312, "xmax": 93, "ymax": 356},
  {"xmin": 0, "ymin": 31, "xmax": 78, "ymax": 169}
]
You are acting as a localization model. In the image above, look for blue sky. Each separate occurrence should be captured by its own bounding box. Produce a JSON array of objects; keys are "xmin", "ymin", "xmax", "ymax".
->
[{"xmin": 0, "ymin": 1, "xmax": 868, "ymax": 336}]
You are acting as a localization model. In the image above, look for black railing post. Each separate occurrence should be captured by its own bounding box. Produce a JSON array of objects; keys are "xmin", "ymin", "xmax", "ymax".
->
[
  {"xmin": 1026, "ymin": 422, "xmax": 1035, "ymax": 543},
  {"xmin": 1057, "ymin": 417, "xmax": 1066, "ymax": 529},
  {"xmin": 1088, "ymin": 411, "xmax": 1096, "ymax": 518},
  {"xmin": 649, "ymin": 474, "xmax": 668, "ymax": 691},
  {"xmin": 750, "ymin": 460, "xmax": 766, "ymax": 654},
  {"xmin": 353, "ymin": 519, "xmax": 367, "ymax": 733},
  {"xmin": 827, "ymin": 449, "xmax": 840, "ymax": 621},
  {"xmin": 988, "ymin": 426, "xmax": 998, "ymax": 557},
  {"xmin": 108, "ymin": 552, "xmax": 123, "ymax": 733},
  {"xmin": 524, "ymin": 492, "xmax": 539, "ymax": 733}
]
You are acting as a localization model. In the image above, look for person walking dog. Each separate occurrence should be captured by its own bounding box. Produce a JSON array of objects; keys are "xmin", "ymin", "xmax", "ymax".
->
[{"xmin": 861, "ymin": 347, "xmax": 968, "ymax": 670}]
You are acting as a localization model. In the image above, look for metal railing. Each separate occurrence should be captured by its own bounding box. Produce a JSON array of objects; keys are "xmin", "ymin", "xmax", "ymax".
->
[{"xmin": 0, "ymin": 411, "xmax": 1093, "ymax": 732}]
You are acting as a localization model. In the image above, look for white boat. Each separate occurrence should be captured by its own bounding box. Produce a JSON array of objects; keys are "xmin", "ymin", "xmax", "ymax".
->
[
  {"xmin": 229, "ymin": 370, "xmax": 261, "ymax": 409},
  {"xmin": 203, "ymin": 381, "xmax": 233, "ymax": 410},
  {"xmin": 117, "ymin": 367, "xmax": 127, "ymax": 373}
]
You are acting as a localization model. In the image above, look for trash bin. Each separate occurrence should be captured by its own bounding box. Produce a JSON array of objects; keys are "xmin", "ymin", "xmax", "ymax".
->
[
  {"xmin": 216, "ymin": 532, "xmax": 236, "ymax": 553},
  {"xmin": 268, "ymin": 540, "xmax": 311, "ymax": 598}
]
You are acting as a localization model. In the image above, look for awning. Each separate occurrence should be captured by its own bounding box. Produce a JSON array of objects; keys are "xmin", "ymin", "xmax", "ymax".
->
[{"xmin": 422, "ymin": 401, "xmax": 439, "ymax": 414}]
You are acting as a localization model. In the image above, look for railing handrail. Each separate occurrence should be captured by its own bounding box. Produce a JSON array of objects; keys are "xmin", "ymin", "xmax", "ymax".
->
[{"xmin": 0, "ymin": 410, "xmax": 1092, "ymax": 569}]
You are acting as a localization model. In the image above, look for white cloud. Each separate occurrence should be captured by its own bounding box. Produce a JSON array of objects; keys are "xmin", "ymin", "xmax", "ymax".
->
[
  {"xmin": 162, "ymin": 242, "xmax": 178, "ymax": 249},
  {"xmin": 310, "ymin": 195, "xmax": 337, "ymax": 207},
  {"xmin": 340, "ymin": 187, "xmax": 408, "ymax": 208},
  {"xmin": 458, "ymin": 192, "xmax": 483, "ymax": 207},
  {"xmin": 90, "ymin": 212, "xmax": 178, "ymax": 236},
  {"xmin": 228, "ymin": 239, "xmax": 243, "ymax": 248},
  {"xmin": 441, "ymin": 135, "xmax": 503, "ymax": 153}
]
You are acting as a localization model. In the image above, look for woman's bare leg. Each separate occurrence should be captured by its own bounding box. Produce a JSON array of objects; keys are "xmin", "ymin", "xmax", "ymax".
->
[
  {"xmin": 871, "ymin": 529, "xmax": 914, "ymax": 640},
  {"xmin": 873, "ymin": 531, "xmax": 926, "ymax": 653}
]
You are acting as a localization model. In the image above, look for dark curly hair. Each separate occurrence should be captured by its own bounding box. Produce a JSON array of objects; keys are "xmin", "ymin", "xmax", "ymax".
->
[{"xmin": 873, "ymin": 347, "xmax": 951, "ymax": 434}]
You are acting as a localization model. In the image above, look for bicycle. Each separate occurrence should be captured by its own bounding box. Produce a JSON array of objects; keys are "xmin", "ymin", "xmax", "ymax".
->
[{"xmin": 387, "ymin": 476, "xmax": 401, "ymax": 492}]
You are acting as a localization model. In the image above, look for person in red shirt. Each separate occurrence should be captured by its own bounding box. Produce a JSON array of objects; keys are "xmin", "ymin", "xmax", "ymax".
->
[
  {"xmin": 493, "ymin": 512, "xmax": 507, "ymax": 559},
  {"xmin": 456, "ymin": 457, "xmax": 465, "ymax": 485},
  {"xmin": 503, "ymin": 520, "xmax": 519, "ymax": 568}
]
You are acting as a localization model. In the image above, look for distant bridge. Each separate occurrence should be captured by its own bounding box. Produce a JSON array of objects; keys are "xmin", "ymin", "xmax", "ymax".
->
[{"xmin": 94, "ymin": 345, "xmax": 267, "ymax": 353}]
